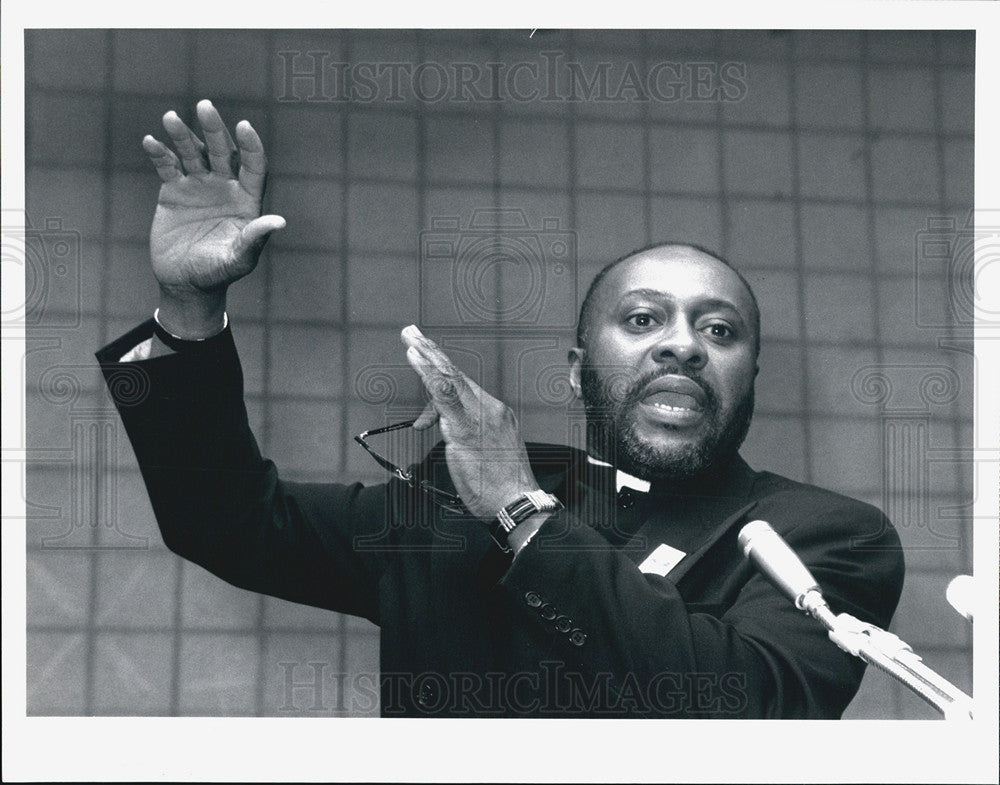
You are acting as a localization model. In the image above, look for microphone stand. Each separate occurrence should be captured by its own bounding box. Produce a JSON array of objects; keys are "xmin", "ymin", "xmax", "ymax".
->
[{"xmin": 798, "ymin": 590, "xmax": 974, "ymax": 720}]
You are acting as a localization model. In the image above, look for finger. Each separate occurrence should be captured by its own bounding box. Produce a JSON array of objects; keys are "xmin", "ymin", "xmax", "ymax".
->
[
  {"xmin": 162, "ymin": 110, "xmax": 208, "ymax": 174},
  {"xmin": 402, "ymin": 331, "xmax": 483, "ymax": 412},
  {"xmin": 235, "ymin": 214, "xmax": 286, "ymax": 257},
  {"xmin": 235, "ymin": 119, "xmax": 268, "ymax": 199},
  {"xmin": 405, "ymin": 345, "xmax": 436, "ymax": 386},
  {"xmin": 196, "ymin": 99, "xmax": 237, "ymax": 177},
  {"xmin": 412, "ymin": 402, "xmax": 439, "ymax": 431},
  {"xmin": 141, "ymin": 135, "xmax": 183, "ymax": 182},
  {"xmin": 401, "ymin": 325, "xmax": 484, "ymax": 397},
  {"xmin": 405, "ymin": 344, "xmax": 461, "ymax": 404}
]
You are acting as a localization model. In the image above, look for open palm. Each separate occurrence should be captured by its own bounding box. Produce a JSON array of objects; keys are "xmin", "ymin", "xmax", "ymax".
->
[{"xmin": 143, "ymin": 100, "xmax": 285, "ymax": 297}]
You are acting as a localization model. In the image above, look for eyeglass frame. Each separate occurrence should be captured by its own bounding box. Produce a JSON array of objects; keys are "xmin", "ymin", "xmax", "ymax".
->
[{"xmin": 354, "ymin": 419, "xmax": 465, "ymax": 510}]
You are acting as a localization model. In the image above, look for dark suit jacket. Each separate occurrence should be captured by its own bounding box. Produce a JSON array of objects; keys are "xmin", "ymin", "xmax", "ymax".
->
[{"xmin": 97, "ymin": 320, "xmax": 905, "ymax": 718}]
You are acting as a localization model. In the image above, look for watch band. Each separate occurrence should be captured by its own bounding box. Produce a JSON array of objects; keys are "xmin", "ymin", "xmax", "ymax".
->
[{"xmin": 489, "ymin": 490, "xmax": 563, "ymax": 553}]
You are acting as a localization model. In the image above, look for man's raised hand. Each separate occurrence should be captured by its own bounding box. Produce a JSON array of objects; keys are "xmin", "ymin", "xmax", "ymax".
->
[{"xmin": 143, "ymin": 100, "xmax": 285, "ymax": 337}]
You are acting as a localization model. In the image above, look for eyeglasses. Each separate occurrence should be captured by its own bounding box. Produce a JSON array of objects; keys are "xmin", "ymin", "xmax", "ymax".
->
[{"xmin": 354, "ymin": 419, "xmax": 465, "ymax": 510}]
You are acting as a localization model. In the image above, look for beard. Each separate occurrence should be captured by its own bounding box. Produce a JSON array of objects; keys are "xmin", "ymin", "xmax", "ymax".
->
[{"xmin": 580, "ymin": 360, "xmax": 755, "ymax": 483}]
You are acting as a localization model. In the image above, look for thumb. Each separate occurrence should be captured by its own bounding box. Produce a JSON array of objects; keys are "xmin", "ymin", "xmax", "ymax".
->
[
  {"xmin": 412, "ymin": 401, "xmax": 439, "ymax": 431},
  {"xmin": 237, "ymin": 214, "xmax": 286, "ymax": 255}
]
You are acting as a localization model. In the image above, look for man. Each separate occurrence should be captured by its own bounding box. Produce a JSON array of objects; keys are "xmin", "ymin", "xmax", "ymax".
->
[{"xmin": 97, "ymin": 100, "xmax": 904, "ymax": 718}]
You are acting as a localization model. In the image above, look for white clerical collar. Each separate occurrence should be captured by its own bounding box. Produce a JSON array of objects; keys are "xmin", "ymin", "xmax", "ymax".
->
[{"xmin": 586, "ymin": 455, "xmax": 651, "ymax": 493}]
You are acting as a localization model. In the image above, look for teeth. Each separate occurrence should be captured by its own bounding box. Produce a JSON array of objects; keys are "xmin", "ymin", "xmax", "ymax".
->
[{"xmin": 651, "ymin": 403, "xmax": 693, "ymax": 412}]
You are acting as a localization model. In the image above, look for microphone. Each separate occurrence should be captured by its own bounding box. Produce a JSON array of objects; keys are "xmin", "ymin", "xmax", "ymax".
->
[
  {"xmin": 738, "ymin": 519, "xmax": 975, "ymax": 719},
  {"xmin": 738, "ymin": 519, "xmax": 828, "ymax": 616},
  {"xmin": 946, "ymin": 575, "xmax": 974, "ymax": 621}
]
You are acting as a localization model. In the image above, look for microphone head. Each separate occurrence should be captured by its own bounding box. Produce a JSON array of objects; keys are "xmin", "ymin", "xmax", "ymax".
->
[
  {"xmin": 738, "ymin": 519, "xmax": 776, "ymax": 557},
  {"xmin": 946, "ymin": 575, "xmax": 975, "ymax": 621}
]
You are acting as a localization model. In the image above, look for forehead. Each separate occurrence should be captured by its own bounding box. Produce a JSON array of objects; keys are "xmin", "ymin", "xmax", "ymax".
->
[{"xmin": 595, "ymin": 249, "xmax": 756, "ymax": 317}]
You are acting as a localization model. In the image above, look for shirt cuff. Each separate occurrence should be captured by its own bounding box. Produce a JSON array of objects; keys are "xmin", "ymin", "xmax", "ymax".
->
[
  {"xmin": 119, "ymin": 337, "xmax": 155, "ymax": 362},
  {"xmin": 116, "ymin": 310, "xmax": 230, "ymax": 362},
  {"xmin": 509, "ymin": 512, "xmax": 551, "ymax": 557}
]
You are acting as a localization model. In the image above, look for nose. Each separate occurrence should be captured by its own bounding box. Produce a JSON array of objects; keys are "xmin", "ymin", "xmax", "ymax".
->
[{"xmin": 651, "ymin": 320, "xmax": 706, "ymax": 369}]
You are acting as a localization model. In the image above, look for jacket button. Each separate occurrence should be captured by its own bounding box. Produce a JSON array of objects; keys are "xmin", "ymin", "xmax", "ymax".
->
[
  {"xmin": 554, "ymin": 615, "xmax": 572, "ymax": 633},
  {"xmin": 617, "ymin": 489, "xmax": 635, "ymax": 509},
  {"xmin": 569, "ymin": 628, "xmax": 587, "ymax": 647},
  {"xmin": 539, "ymin": 603, "xmax": 557, "ymax": 620},
  {"xmin": 524, "ymin": 591, "xmax": 542, "ymax": 608}
]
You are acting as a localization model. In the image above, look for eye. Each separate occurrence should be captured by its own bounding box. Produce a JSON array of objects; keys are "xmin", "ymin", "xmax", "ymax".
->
[
  {"xmin": 625, "ymin": 312, "xmax": 658, "ymax": 329},
  {"xmin": 702, "ymin": 322, "xmax": 734, "ymax": 339}
]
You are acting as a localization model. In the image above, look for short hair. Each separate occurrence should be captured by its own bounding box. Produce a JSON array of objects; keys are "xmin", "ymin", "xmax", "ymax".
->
[{"xmin": 575, "ymin": 241, "xmax": 761, "ymax": 357}]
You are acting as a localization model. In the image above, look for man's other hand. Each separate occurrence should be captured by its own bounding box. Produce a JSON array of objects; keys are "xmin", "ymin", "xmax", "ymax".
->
[
  {"xmin": 143, "ymin": 99, "xmax": 285, "ymax": 337},
  {"xmin": 401, "ymin": 325, "xmax": 542, "ymax": 521}
]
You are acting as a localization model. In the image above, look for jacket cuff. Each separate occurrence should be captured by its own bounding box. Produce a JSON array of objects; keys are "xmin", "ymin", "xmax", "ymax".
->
[
  {"xmin": 94, "ymin": 319, "xmax": 242, "ymax": 411},
  {"xmin": 494, "ymin": 510, "xmax": 621, "ymax": 651}
]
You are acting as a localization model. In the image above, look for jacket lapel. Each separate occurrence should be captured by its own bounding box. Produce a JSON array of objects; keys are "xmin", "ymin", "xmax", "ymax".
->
[{"xmin": 660, "ymin": 499, "xmax": 759, "ymax": 584}]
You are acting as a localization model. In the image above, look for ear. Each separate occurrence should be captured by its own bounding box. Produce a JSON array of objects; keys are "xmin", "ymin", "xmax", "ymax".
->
[{"xmin": 567, "ymin": 347, "xmax": 585, "ymax": 400}]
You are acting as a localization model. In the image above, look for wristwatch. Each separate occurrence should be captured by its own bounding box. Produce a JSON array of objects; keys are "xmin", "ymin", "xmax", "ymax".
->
[{"xmin": 489, "ymin": 490, "xmax": 564, "ymax": 553}]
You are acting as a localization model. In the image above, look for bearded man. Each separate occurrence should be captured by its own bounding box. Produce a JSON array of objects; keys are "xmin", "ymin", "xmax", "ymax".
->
[{"xmin": 97, "ymin": 100, "xmax": 904, "ymax": 718}]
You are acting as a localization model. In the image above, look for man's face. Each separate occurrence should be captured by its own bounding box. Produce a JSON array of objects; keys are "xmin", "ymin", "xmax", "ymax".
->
[{"xmin": 570, "ymin": 248, "xmax": 759, "ymax": 481}]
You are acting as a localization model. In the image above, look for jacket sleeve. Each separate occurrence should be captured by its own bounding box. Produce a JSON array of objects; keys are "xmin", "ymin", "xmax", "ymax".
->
[
  {"xmin": 96, "ymin": 320, "xmax": 391, "ymax": 624},
  {"xmin": 491, "ymin": 493, "xmax": 905, "ymax": 719}
]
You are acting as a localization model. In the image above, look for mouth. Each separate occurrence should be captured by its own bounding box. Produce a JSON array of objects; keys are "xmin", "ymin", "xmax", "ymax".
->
[{"xmin": 636, "ymin": 375, "xmax": 708, "ymax": 427}]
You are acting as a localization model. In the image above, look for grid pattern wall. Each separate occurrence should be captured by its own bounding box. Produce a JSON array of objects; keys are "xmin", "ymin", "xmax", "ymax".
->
[{"xmin": 23, "ymin": 29, "xmax": 975, "ymax": 718}]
